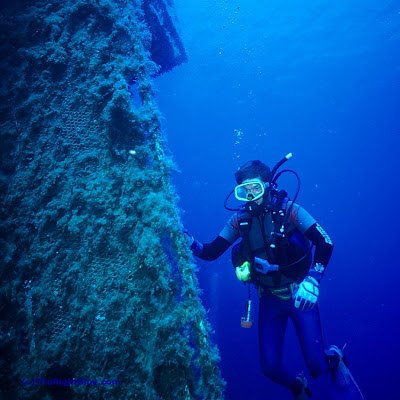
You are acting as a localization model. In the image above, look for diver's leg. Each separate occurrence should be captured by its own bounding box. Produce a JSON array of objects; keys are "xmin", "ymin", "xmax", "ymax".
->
[
  {"xmin": 291, "ymin": 304, "xmax": 329, "ymax": 379},
  {"xmin": 258, "ymin": 295, "xmax": 310, "ymax": 399},
  {"xmin": 291, "ymin": 305, "xmax": 365, "ymax": 399},
  {"xmin": 258, "ymin": 295, "xmax": 290, "ymax": 385}
]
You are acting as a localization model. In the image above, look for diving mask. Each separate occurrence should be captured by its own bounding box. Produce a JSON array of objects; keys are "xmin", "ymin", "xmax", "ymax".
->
[{"xmin": 234, "ymin": 180, "xmax": 267, "ymax": 202}]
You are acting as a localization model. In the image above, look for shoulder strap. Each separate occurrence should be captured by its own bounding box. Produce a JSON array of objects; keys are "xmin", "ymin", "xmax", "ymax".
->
[
  {"xmin": 237, "ymin": 210, "xmax": 252, "ymax": 239},
  {"xmin": 233, "ymin": 211, "xmax": 255, "ymax": 276}
]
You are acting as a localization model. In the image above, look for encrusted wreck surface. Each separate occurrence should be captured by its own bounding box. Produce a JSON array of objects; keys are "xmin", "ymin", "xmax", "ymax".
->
[{"xmin": 0, "ymin": 1, "xmax": 223, "ymax": 399}]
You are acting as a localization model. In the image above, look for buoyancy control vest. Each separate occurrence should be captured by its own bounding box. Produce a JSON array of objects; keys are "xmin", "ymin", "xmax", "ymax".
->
[{"xmin": 232, "ymin": 193, "xmax": 312, "ymax": 289}]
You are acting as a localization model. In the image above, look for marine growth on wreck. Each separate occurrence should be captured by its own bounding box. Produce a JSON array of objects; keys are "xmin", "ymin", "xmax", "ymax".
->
[{"xmin": 0, "ymin": 1, "xmax": 224, "ymax": 399}]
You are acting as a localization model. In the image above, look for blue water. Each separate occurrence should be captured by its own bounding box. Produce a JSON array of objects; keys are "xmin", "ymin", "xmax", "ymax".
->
[{"xmin": 155, "ymin": 1, "xmax": 400, "ymax": 398}]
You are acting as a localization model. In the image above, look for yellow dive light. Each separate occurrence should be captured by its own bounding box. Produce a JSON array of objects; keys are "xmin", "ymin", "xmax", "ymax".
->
[{"xmin": 235, "ymin": 261, "xmax": 251, "ymax": 282}]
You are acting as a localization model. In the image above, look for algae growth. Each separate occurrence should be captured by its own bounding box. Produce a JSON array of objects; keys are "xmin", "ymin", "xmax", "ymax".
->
[{"xmin": 0, "ymin": 1, "xmax": 224, "ymax": 399}]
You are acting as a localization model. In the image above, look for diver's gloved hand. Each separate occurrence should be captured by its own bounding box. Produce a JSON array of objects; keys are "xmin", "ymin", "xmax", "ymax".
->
[
  {"xmin": 293, "ymin": 276, "xmax": 319, "ymax": 310},
  {"xmin": 183, "ymin": 229, "xmax": 204, "ymax": 256},
  {"xmin": 235, "ymin": 261, "xmax": 251, "ymax": 282},
  {"xmin": 183, "ymin": 229, "xmax": 194, "ymax": 246}
]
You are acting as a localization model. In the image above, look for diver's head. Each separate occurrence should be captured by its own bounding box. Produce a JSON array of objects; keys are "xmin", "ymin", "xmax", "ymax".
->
[
  {"xmin": 234, "ymin": 161, "xmax": 271, "ymax": 214},
  {"xmin": 225, "ymin": 156, "xmax": 295, "ymax": 214}
]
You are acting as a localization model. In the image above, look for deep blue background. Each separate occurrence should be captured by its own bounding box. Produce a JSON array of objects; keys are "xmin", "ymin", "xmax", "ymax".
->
[{"xmin": 155, "ymin": 1, "xmax": 400, "ymax": 398}]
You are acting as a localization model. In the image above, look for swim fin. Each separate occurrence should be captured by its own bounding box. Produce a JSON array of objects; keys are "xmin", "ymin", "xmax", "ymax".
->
[
  {"xmin": 326, "ymin": 344, "xmax": 365, "ymax": 400},
  {"xmin": 291, "ymin": 373, "xmax": 312, "ymax": 400}
]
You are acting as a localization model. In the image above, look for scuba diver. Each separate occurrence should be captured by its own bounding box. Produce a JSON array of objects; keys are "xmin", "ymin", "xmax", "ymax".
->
[{"xmin": 184, "ymin": 154, "xmax": 365, "ymax": 400}]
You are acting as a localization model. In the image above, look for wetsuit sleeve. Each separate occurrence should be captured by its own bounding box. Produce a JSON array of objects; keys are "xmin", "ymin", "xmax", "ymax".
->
[
  {"xmin": 288, "ymin": 203, "xmax": 334, "ymax": 281},
  {"xmin": 304, "ymin": 223, "xmax": 334, "ymax": 280},
  {"xmin": 194, "ymin": 236, "xmax": 232, "ymax": 261},
  {"xmin": 287, "ymin": 202, "xmax": 316, "ymax": 233},
  {"xmin": 219, "ymin": 213, "xmax": 240, "ymax": 244},
  {"xmin": 191, "ymin": 214, "xmax": 240, "ymax": 261}
]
